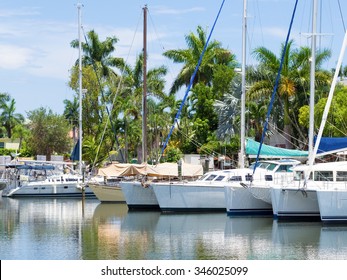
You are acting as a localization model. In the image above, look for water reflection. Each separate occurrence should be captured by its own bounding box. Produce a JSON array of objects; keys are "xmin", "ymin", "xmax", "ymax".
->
[{"xmin": 1, "ymin": 197, "xmax": 347, "ymax": 260}]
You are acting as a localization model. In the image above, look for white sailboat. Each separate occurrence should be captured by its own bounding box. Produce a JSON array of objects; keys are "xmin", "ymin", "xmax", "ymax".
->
[
  {"xmin": 223, "ymin": 0, "xmax": 305, "ymax": 215},
  {"xmin": 1, "ymin": 4, "xmax": 93, "ymax": 198},
  {"xmin": 271, "ymin": 1, "xmax": 347, "ymax": 219}
]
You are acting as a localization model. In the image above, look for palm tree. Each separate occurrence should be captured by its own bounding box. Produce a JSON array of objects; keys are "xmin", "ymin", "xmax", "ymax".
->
[
  {"xmin": 70, "ymin": 30, "xmax": 125, "ymax": 163},
  {"xmin": 249, "ymin": 40, "xmax": 331, "ymax": 148},
  {"xmin": 63, "ymin": 97, "xmax": 79, "ymax": 144},
  {"xmin": 163, "ymin": 26, "xmax": 237, "ymax": 153},
  {"xmin": 163, "ymin": 25, "xmax": 236, "ymax": 94},
  {"xmin": 70, "ymin": 30, "xmax": 123, "ymax": 79},
  {"xmin": 111, "ymin": 53, "xmax": 168, "ymax": 162},
  {"xmin": 0, "ymin": 98, "xmax": 24, "ymax": 138}
]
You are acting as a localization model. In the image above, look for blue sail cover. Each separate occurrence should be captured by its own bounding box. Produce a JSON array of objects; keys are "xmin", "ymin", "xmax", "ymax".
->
[
  {"xmin": 70, "ymin": 139, "xmax": 80, "ymax": 161},
  {"xmin": 246, "ymin": 138, "xmax": 308, "ymax": 158},
  {"xmin": 315, "ymin": 136, "xmax": 347, "ymax": 154}
]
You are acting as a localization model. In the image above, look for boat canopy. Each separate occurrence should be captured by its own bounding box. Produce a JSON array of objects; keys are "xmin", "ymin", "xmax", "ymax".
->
[
  {"xmin": 246, "ymin": 138, "xmax": 308, "ymax": 159},
  {"xmin": 315, "ymin": 136, "xmax": 347, "ymax": 156},
  {"xmin": 97, "ymin": 162, "xmax": 203, "ymax": 178}
]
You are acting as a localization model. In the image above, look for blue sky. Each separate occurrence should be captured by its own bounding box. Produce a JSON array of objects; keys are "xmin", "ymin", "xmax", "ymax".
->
[{"xmin": 0, "ymin": 0, "xmax": 346, "ymax": 116}]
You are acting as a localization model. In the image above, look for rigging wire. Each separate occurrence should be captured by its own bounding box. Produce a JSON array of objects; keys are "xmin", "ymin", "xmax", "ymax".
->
[
  {"xmin": 337, "ymin": 0, "xmax": 346, "ymax": 32},
  {"xmin": 147, "ymin": 9, "xmax": 177, "ymax": 87},
  {"xmin": 159, "ymin": 0, "xmax": 226, "ymax": 162},
  {"xmin": 252, "ymin": 0, "xmax": 299, "ymax": 175},
  {"xmin": 87, "ymin": 11, "xmax": 143, "ymax": 167},
  {"xmin": 80, "ymin": 27, "xmax": 123, "ymax": 165}
]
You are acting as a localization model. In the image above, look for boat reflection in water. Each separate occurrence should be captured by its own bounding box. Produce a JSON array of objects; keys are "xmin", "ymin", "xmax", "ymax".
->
[
  {"xmin": 3, "ymin": 197, "xmax": 347, "ymax": 260},
  {"xmin": 319, "ymin": 225, "xmax": 347, "ymax": 259},
  {"xmin": 271, "ymin": 220, "xmax": 322, "ymax": 259}
]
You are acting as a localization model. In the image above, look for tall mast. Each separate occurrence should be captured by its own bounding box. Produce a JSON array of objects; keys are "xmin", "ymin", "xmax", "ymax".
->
[
  {"xmin": 239, "ymin": 0, "xmax": 247, "ymax": 168},
  {"xmin": 308, "ymin": 0, "xmax": 317, "ymax": 161},
  {"xmin": 142, "ymin": 5, "xmax": 148, "ymax": 164},
  {"xmin": 77, "ymin": 3, "xmax": 83, "ymax": 175}
]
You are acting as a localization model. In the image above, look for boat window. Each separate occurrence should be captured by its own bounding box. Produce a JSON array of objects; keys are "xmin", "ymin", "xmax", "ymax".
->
[
  {"xmin": 230, "ymin": 176, "xmax": 242, "ymax": 181},
  {"xmin": 204, "ymin": 174, "xmax": 217, "ymax": 181},
  {"xmin": 336, "ymin": 171, "xmax": 347, "ymax": 181},
  {"xmin": 294, "ymin": 171, "xmax": 305, "ymax": 181},
  {"xmin": 198, "ymin": 174, "xmax": 210, "ymax": 181},
  {"xmin": 214, "ymin": 175, "xmax": 225, "ymax": 181},
  {"xmin": 276, "ymin": 165, "xmax": 292, "ymax": 172},
  {"xmin": 265, "ymin": 175, "xmax": 273, "ymax": 181},
  {"xmin": 245, "ymin": 174, "xmax": 253, "ymax": 181},
  {"xmin": 265, "ymin": 163, "xmax": 277, "ymax": 171},
  {"xmin": 314, "ymin": 171, "xmax": 333, "ymax": 181}
]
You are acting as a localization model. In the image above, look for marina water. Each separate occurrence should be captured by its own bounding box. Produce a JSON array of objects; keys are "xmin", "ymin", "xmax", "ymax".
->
[{"xmin": 1, "ymin": 196, "xmax": 347, "ymax": 260}]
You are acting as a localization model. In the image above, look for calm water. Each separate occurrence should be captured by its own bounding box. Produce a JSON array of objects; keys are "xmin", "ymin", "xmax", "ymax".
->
[{"xmin": 1, "ymin": 196, "xmax": 347, "ymax": 260}]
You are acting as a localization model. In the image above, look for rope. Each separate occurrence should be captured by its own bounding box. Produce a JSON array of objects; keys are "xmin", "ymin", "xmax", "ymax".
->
[
  {"xmin": 159, "ymin": 0, "xmax": 226, "ymax": 161},
  {"xmin": 253, "ymin": 0, "xmax": 299, "ymax": 175}
]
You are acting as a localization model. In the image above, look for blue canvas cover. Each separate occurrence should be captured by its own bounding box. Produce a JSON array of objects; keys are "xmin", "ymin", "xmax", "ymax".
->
[{"xmin": 315, "ymin": 136, "xmax": 347, "ymax": 154}]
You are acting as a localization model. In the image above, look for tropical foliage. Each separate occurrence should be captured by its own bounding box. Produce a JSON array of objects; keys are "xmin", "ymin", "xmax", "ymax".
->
[{"xmin": 1, "ymin": 26, "xmax": 347, "ymax": 168}]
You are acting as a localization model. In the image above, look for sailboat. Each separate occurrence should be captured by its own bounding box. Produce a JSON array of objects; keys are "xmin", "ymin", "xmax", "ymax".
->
[
  {"xmin": 313, "ymin": 31, "xmax": 347, "ymax": 222},
  {"xmin": 2, "ymin": 4, "xmax": 94, "ymax": 198},
  {"xmin": 270, "ymin": 1, "xmax": 347, "ymax": 220},
  {"xmin": 223, "ymin": 0, "xmax": 305, "ymax": 215}
]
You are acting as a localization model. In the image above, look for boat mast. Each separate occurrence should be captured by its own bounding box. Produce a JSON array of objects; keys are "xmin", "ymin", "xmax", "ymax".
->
[
  {"xmin": 142, "ymin": 5, "xmax": 148, "ymax": 164},
  {"xmin": 308, "ymin": 0, "xmax": 317, "ymax": 162},
  {"xmin": 239, "ymin": 0, "xmax": 247, "ymax": 168},
  {"xmin": 77, "ymin": 3, "xmax": 83, "ymax": 175}
]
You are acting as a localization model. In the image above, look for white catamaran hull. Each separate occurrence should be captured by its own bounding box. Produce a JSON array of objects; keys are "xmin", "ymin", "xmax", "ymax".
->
[
  {"xmin": 317, "ymin": 188, "xmax": 347, "ymax": 222},
  {"xmin": 120, "ymin": 181, "xmax": 159, "ymax": 209},
  {"xmin": 270, "ymin": 186, "xmax": 320, "ymax": 219},
  {"xmin": 224, "ymin": 184, "xmax": 272, "ymax": 215},
  {"xmin": 152, "ymin": 182, "xmax": 226, "ymax": 212}
]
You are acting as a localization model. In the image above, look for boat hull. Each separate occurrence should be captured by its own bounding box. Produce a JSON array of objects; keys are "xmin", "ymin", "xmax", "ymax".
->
[
  {"xmin": 271, "ymin": 186, "xmax": 320, "ymax": 219},
  {"xmin": 120, "ymin": 181, "xmax": 159, "ymax": 209},
  {"xmin": 2, "ymin": 183, "xmax": 95, "ymax": 198},
  {"xmin": 317, "ymin": 188, "xmax": 347, "ymax": 222},
  {"xmin": 152, "ymin": 182, "xmax": 226, "ymax": 212},
  {"xmin": 224, "ymin": 184, "xmax": 272, "ymax": 216},
  {"xmin": 88, "ymin": 183, "xmax": 125, "ymax": 203}
]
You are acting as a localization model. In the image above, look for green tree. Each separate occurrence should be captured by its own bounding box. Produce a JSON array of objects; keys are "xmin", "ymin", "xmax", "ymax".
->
[
  {"xmin": 0, "ymin": 97, "xmax": 24, "ymax": 138},
  {"xmin": 163, "ymin": 26, "xmax": 237, "ymax": 154},
  {"xmin": 249, "ymin": 40, "xmax": 331, "ymax": 148},
  {"xmin": 113, "ymin": 53, "xmax": 168, "ymax": 162},
  {"xmin": 63, "ymin": 96, "xmax": 79, "ymax": 144},
  {"xmin": 163, "ymin": 25, "xmax": 236, "ymax": 94},
  {"xmin": 70, "ymin": 30, "xmax": 124, "ymax": 164},
  {"xmin": 26, "ymin": 107, "xmax": 71, "ymax": 160}
]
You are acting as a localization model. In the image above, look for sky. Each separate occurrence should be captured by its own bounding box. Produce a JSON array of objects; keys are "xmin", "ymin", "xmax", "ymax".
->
[{"xmin": 0, "ymin": 0, "xmax": 346, "ymax": 117}]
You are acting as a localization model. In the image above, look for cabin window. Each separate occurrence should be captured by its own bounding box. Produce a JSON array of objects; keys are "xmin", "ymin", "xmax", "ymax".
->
[
  {"xmin": 205, "ymin": 174, "xmax": 217, "ymax": 181},
  {"xmin": 245, "ymin": 174, "xmax": 253, "ymax": 181},
  {"xmin": 314, "ymin": 171, "xmax": 333, "ymax": 181},
  {"xmin": 214, "ymin": 175, "xmax": 225, "ymax": 181},
  {"xmin": 294, "ymin": 171, "xmax": 305, "ymax": 181},
  {"xmin": 336, "ymin": 171, "xmax": 347, "ymax": 181},
  {"xmin": 265, "ymin": 163, "xmax": 277, "ymax": 171},
  {"xmin": 265, "ymin": 175, "xmax": 273, "ymax": 181},
  {"xmin": 230, "ymin": 176, "xmax": 242, "ymax": 181},
  {"xmin": 276, "ymin": 165, "xmax": 292, "ymax": 172}
]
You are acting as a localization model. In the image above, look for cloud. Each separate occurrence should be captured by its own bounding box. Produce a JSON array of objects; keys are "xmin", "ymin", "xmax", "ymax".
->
[
  {"xmin": 151, "ymin": 6, "xmax": 205, "ymax": 15},
  {"xmin": 0, "ymin": 44, "xmax": 34, "ymax": 69},
  {"xmin": 0, "ymin": 7, "xmax": 40, "ymax": 17}
]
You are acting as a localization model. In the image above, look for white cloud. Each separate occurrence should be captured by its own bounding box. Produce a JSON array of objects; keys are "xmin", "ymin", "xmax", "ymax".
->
[
  {"xmin": 151, "ymin": 6, "xmax": 205, "ymax": 15},
  {"xmin": 0, "ymin": 44, "xmax": 34, "ymax": 69}
]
